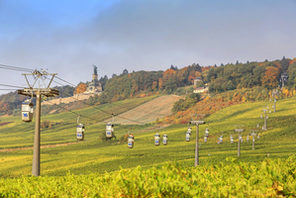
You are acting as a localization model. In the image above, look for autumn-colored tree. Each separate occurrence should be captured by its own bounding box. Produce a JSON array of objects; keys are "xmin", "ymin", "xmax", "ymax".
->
[
  {"xmin": 158, "ymin": 78, "xmax": 163, "ymax": 89},
  {"xmin": 75, "ymin": 83, "xmax": 87, "ymax": 94},
  {"xmin": 289, "ymin": 58, "xmax": 296, "ymax": 65},
  {"xmin": 162, "ymin": 69, "xmax": 177, "ymax": 83},
  {"xmin": 261, "ymin": 66, "xmax": 280, "ymax": 89},
  {"xmin": 151, "ymin": 81, "xmax": 158, "ymax": 91}
]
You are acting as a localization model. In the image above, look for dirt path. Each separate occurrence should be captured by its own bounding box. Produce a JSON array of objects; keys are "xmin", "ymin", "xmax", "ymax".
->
[
  {"xmin": 0, "ymin": 142, "xmax": 77, "ymax": 153},
  {"xmin": 105, "ymin": 95, "xmax": 181, "ymax": 125}
]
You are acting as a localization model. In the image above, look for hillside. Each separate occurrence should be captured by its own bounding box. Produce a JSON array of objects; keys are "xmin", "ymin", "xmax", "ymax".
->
[
  {"xmin": 1, "ymin": 57, "xmax": 296, "ymax": 117},
  {"xmin": 0, "ymin": 95, "xmax": 296, "ymax": 177},
  {"xmin": 0, "ymin": 96, "xmax": 156, "ymax": 149},
  {"xmin": 105, "ymin": 95, "xmax": 181, "ymax": 124}
]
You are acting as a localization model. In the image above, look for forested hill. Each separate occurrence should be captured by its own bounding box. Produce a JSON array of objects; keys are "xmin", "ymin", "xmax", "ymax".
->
[
  {"xmin": 100, "ymin": 57, "xmax": 296, "ymax": 102},
  {"xmin": 1, "ymin": 57, "xmax": 296, "ymax": 115},
  {"xmin": 207, "ymin": 57, "xmax": 296, "ymax": 92},
  {"xmin": 99, "ymin": 63, "xmax": 202, "ymax": 102}
]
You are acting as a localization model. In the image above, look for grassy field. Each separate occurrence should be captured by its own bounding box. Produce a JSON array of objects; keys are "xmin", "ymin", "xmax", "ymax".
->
[
  {"xmin": 0, "ymin": 96, "xmax": 156, "ymax": 149},
  {"xmin": 0, "ymin": 95, "xmax": 296, "ymax": 177}
]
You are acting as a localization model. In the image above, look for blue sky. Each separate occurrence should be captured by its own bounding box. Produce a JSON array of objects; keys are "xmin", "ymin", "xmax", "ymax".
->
[{"xmin": 0, "ymin": 0, "xmax": 296, "ymax": 93}]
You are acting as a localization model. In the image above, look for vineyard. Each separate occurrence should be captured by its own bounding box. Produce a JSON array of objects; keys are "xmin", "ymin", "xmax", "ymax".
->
[
  {"xmin": 1, "ymin": 94, "xmax": 296, "ymax": 196},
  {"xmin": 0, "ymin": 156, "xmax": 295, "ymax": 197}
]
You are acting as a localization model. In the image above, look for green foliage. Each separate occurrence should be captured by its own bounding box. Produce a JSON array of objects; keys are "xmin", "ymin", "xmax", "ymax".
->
[
  {"xmin": 208, "ymin": 62, "xmax": 265, "ymax": 92},
  {"xmin": 98, "ymin": 75, "xmax": 108, "ymax": 91},
  {"xmin": 87, "ymin": 95, "xmax": 99, "ymax": 105},
  {"xmin": 0, "ymin": 91, "xmax": 26, "ymax": 115},
  {"xmin": 102, "ymin": 63, "xmax": 202, "ymax": 102},
  {"xmin": 207, "ymin": 58, "xmax": 295, "ymax": 92},
  {"xmin": 0, "ymin": 156, "xmax": 295, "ymax": 197},
  {"xmin": 54, "ymin": 85, "xmax": 74, "ymax": 98},
  {"xmin": 172, "ymin": 93, "xmax": 200, "ymax": 112},
  {"xmin": 288, "ymin": 62, "xmax": 296, "ymax": 88},
  {"xmin": 194, "ymin": 80, "xmax": 204, "ymax": 87},
  {"xmin": 103, "ymin": 71, "xmax": 162, "ymax": 102}
]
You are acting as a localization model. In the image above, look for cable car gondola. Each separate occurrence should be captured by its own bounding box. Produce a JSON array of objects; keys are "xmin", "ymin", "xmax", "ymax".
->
[
  {"xmin": 77, "ymin": 123, "xmax": 85, "ymax": 141},
  {"xmin": 154, "ymin": 133, "xmax": 160, "ymax": 146},
  {"xmin": 21, "ymin": 98, "xmax": 34, "ymax": 122},
  {"xmin": 239, "ymin": 135, "xmax": 243, "ymax": 143},
  {"xmin": 105, "ymin": 122, "xmax": 116, "ymax": 140},
  {"xmin": 205, "ymin": 128, "xmax": 209, "ymax": 137},
  {"xmin": 128, "ymin": 134, "xmax": 134, "ymax": 148},
  {"xmin": 186, "ymin": 127, "xmax": 192, "ymax": 142},
  {"xmin": 218, "ymin": 135, "xmax": 223, "ymax": 144},
  {"xmin": 163, "ymin": 134, "xmax": 168, "ymax": 145},
  {"xmin": 230, "ymin": 135, "xmax": 234, "ymax": 144}
]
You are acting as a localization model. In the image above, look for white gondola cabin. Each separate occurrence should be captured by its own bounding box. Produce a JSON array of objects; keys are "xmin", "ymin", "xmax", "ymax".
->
[
  {"xmin": 21, "ymin": 99, "xmax": 34, "ymax": 122},
  {"xmin": 128, "ymin": 134, "xmax": 134, "ymax": 148},
  {"xmin": 154, "ymin": 133, "xmax": 160, "ymax": 146},
  {"xmin": 186, "ymin": 131, "xmax": 191, "ymax": 142},
  {"xmin": 239, "ymin": 135, "xmax": 243, "ymax": 143},
  {"xmin": 106, "ymin": 122, "xmax": 114, "ymax": 139},
  {"xmin": 205, "ymin": 128, "xmax": 209, "ymax": 137},
  {"xmin": 186, "ymin": 127, "xmax": 192, "ymax": 142},
  {"xmin": 77, "ymin": 123, "xmax": 85, "ymax": 141},
  {"xmin": 218, "ymin": 135, "xmax": 223, "ymax": 144},
  {"xmin": 230, "ymin": 135, "xmax": 234, "ymax": 144},
  {"xmin": 163, "ymin": 134, "xmax": 168, "ymax": 145}
]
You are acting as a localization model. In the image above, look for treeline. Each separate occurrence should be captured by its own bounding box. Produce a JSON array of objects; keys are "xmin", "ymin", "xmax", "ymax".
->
[
  {"xmin": 207, "ymin": 57, "xmax": 296, "ymax": 92},
  {"xmin": 0, "ymin": 92, "xmax": 26, "ymax": 115},
  {"xmin": 2, "ymin": 57, "xmax": 296, "ymax": 115},
  {"xmin": 100, "ymin": 64, "xmax": 202, "ymax": 103}
]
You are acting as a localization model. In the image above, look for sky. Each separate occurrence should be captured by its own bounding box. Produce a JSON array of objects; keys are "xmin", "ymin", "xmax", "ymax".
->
[{"xmin": 0, "ymin": 0, "xmax": 296, "ymax": 94}]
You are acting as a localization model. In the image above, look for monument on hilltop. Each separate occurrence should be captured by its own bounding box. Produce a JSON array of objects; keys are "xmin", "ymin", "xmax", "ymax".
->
[{"xmin": 86, "ymin": 65, "xmax": 102, "ymax": 94}]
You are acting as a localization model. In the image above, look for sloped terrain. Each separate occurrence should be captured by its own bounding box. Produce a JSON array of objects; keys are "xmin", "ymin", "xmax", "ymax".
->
[
  {"xmin": 106, "ymin": 95, "xmax": 181, "ymax": 124},
  {"xmin": 0, "ymin": 95, "xmax": 296, "ymax": 177}
]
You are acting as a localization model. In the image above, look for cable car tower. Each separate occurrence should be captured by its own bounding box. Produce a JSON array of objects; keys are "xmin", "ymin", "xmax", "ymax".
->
[{"xmin": 18, "ymin": 69, "xmax": 59, "ymax": 176}]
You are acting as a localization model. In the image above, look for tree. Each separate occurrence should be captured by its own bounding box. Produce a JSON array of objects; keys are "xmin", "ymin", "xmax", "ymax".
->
[
  {"xmin": 122, "ymin": 69, "xmax": 129, "ymax": 75},
  {"xmin": 75, "ymin": 83, "xmax": 87, "ymax": 94},
  {"xmin": 261, "ymin": 66, "xmax": 280, "ymax": 89},
  {"xmin": 172, "ymin": 93, "xmax": 200, "ymax": 113},
  {"xmin": 99, "ymin": 75, "xmax": 108, "ymax": 91},
  {"xmin": 287, "ymin": 63, "xmax": 296, "ymax": 88},
  {"xmin": 281, "ymin": 56, "xmax": 290, "ymax": 71},
  {"xmin": 170, "ymin": 65, "xmax": 178, "ymax": 70}
]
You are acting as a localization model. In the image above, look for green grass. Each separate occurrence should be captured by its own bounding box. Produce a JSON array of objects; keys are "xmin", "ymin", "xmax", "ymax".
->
[
  {"xmin": 0, "ymin": 95, "xmax": 296, "ymax": 177},
  {"xmin": 0, "ymin": 96, "xmax": 156, "ymax": 149}
]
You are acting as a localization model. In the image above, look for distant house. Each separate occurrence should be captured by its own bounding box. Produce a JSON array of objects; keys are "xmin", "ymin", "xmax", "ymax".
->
[
  {"xmin": 193, "ymin": 86, "xmax": 208, "ymax": 94},
  {"xmin": 193, "ymin": 77, "xmax": 202, "ymax": 87}
]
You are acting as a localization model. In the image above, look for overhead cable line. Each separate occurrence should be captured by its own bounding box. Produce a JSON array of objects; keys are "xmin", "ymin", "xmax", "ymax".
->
[
  {"xmin": 50, "ymin": 75, "xmax": 148, "ymax": 124},
  {"xmin": 0, "ymin": 63, "xmax": 34, "ymax": 72},
  {"xmin": 0, "ymin": 88, "xmax": 19, "ymax": 91},
  {"xmin": 0, "ymin": 83, "xmax": 26, "ymax": 89},
  {"xmin": 55, "ymin": 76, "xmax": 76, "ymax": 87},
  {"xmin": 45, "ymin": 100, "xmax": 98, "ymax": 122}
]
